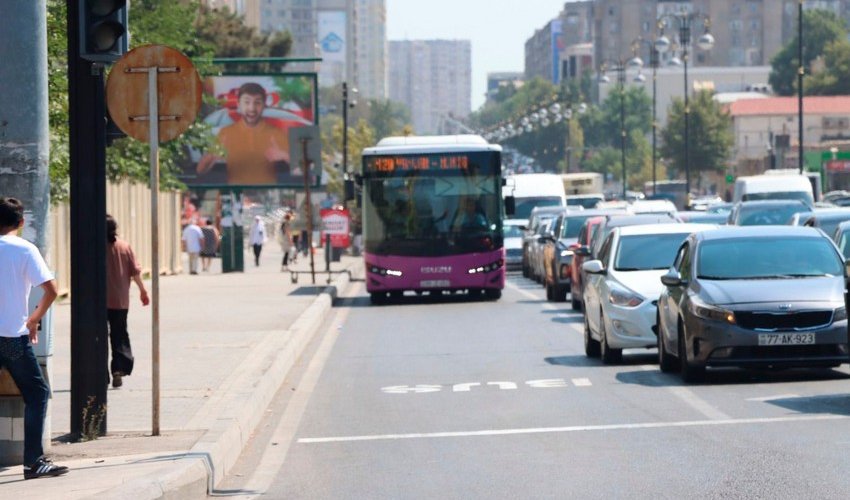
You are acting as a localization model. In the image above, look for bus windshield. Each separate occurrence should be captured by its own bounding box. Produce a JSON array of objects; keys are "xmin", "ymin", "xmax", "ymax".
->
[{"xmin": 362, "ymin": 151, "xmax": 502, "ymax": 257}]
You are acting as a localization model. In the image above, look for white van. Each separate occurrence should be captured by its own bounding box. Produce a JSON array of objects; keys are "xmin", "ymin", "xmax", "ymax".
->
[
  {"xmin": 733, "ymin": 174, "xmax": 814, "ymax": 206},
  {"xmin": 504, "ymin": 173, "xmax": 566, "ymax": 221}
]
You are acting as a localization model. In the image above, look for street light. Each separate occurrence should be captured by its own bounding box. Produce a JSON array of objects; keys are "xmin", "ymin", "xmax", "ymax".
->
[
  {"xmin": 599, "ymin": 59, "xmax": 629, "ymax": 199},
  {"xmin": 655, "ymin": 10, "xmax": 714, "ymax": 201},
  {"xmin": 630, "ymin": 37, "xmax": 660, "ymax": 196},
  {"xmin": 342, "ymin": 82, "xmax": 357, "ymax": 201}
]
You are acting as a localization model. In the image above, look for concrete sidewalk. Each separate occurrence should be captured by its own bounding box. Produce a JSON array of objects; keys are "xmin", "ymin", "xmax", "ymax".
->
[{"xmin": 0, "ymin": 245, "xmax": 361, "ymax": 499}]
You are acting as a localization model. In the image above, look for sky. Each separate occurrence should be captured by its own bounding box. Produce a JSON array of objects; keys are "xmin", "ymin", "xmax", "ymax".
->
[{"xmin": 386, "ymin": 0, "xmax": 569, "ymax": 111}]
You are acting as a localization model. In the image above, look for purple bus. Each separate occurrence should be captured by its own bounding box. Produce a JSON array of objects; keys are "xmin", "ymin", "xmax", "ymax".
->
[{"xmin": 361, "ymin": 135, "xmax": 505, "ymax": 304}]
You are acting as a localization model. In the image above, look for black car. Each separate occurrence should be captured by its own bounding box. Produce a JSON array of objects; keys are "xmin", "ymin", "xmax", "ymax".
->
[{"xmin": 657, "ymin": 226, "xmax": 848, "ymax": 382}]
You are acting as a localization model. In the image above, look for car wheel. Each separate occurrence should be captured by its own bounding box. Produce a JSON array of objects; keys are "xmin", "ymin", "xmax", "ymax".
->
[
  {"xmin": 571, "ymin": 293, "xmax": 582, "ymax": 311},
  {"xmin": 522, "ymin": 261, "xmax": 529, "ymax": 278},
  {"xmin": 678, "ymin": 318, "xmax": 704, "ymax": 383},
  {"xmin": 584, "ymin": 311, "xmax": 600, "ymax": 358},
  {"xmin": 657, "ymin": 312, "xmax": 677, "ymax": 373},
  {"xmin": 600, "ymin": 312, "xmax": 623, "ymax": 365},
  {"xmin": 555, "ymin": 285, "xmax": 568, "ymax": 303}
]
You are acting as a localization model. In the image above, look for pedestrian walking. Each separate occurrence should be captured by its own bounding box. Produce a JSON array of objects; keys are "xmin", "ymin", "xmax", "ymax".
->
[
  {"xmin": 199, "ymin": 218, "xmax": 220, "ymax": 272},
  {"xmin": 249, "ymin": 215, "xmax": 267, "ymax": 266},
  {"xmin": 105, "ymin": 215, "xmax": 149, "ymax": 389},
  {"xmin": 182, "ymin": 218, "xmax": 204, "ymax": 275},
  {"xmin": 278, "ymin": 213, "xmax": 294, "ymax": 271},
  {"xmin": 0, "ymin": 197, "xmax": 68, "ymax": 479}
]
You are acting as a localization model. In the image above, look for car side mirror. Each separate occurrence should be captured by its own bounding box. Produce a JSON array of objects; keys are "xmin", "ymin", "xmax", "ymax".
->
[
  {"xmin": 519, "ymin": 225, "xmax": 527, "ymax": 231},
  {"xmin": 505, "ymin": 196, "xmax": 516, "ymax": 217},
  {"xmin": 537, "ymin": 235, "xmax": 549, "ymax": 244},
  {"xmin": 582, "ymin": 260, "xmax": 605, "ymax": 275},
  {"xmin": 660, "ymin": 269, "xmax": 686, "ymax": 287},
  {"xmin": 575, "ymin": 245, "xmax": 591, "ymax": 257}
]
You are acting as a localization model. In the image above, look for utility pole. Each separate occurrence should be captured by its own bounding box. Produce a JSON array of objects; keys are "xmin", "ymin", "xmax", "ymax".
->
[{"xmin": 0, "ymin": 0, "xmax": 52, "ymax": 461}]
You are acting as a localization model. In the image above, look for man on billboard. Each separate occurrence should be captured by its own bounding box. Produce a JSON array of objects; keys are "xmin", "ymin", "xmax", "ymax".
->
[{"xmin": 196, "ymin": 83, "xmax": 291, "ymax": 185}]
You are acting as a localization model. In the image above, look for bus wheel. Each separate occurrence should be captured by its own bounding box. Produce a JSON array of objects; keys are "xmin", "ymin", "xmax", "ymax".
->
[
  {"xmin": 370, "ymin": 292, "xmax": 387, "ymax": 305},
  {"xmin": 484, "ymin": 288, "xmax": 502, "ymax": 301}
]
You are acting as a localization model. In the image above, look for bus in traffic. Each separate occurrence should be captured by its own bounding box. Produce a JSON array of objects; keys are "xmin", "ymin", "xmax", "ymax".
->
[{"xmin": 360, "ymin": 135, "xmax": 505, "ymax": 304}]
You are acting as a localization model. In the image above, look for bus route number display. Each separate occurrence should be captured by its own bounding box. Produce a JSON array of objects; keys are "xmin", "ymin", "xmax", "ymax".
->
[{"xmin": 366, "ymin": 155, "xmax": 470, "ymax": 173}]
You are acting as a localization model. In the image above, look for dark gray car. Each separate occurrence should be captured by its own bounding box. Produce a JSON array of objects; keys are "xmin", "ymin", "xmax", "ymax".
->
[{"xmin": 657, "ymin": 226, "xmax": 848, "ymax": 382}]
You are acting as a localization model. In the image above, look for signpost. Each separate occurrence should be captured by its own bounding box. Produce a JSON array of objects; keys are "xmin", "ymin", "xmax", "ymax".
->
[{"xmin": 105, "ymin": 44, "xmax": 201, "ymax": 436}]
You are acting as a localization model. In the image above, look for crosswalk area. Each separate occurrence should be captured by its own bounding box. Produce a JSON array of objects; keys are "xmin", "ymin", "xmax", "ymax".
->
[{"xmin": 380, "ymin": 377, "xmax": 593, "ymax": 394}]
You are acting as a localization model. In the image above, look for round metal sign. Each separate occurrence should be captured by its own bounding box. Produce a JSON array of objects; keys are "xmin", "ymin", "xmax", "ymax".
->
[{"xmin": 106, "ymin": 44, "xmax": 202, "ymax": 143}]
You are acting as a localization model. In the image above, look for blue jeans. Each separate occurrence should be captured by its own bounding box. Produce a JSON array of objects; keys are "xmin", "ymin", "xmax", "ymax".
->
[{"xmin": 0, "ymin": 336, "xmax": 49, "ymax": 466}]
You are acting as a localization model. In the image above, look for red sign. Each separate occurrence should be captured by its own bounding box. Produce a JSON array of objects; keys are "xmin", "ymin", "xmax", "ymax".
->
[
  {"xmin": 320, "ymin": 207, "xmax": 350, "ymax": 248},
  {"xmin": 827, "ymin": 160, "xmax": 850, "ymax": 172}
]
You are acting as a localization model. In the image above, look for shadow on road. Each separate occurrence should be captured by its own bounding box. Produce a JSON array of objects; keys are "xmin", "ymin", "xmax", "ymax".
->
[
  {"xmin": 616, "ymin": 366, "xmax": 850, "ymax": 387},
  {"xmin": 545, "ymin": 351, "xmax": 655, "ymax": 368},
  {"xmin": 766, "ymin": 393, "xmax": 850, "ymax": 416},
  {"xmin": 551, "ymin": 316, "xmax": 583, "ymax": 324},
  {"xmin": 338, "ymin": 292, "xmax": 500, "ymax": 308}
]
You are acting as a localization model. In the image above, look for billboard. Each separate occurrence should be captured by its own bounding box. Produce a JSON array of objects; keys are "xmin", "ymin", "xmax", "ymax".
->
[
  {"xmin": 181, "ymin": 74, "xmax": 318, "ymax": 188},
  {"xmin": 318, "ymin": 10, "xmax": 347, "ymax": 87}
]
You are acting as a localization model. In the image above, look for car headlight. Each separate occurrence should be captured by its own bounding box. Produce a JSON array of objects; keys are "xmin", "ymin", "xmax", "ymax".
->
[
  {"xmin": 834, "ymin": 307, "xmax": 847, "ymax": 322},
  {"xmin": 690, "ymin": 299, "xmax": 735, "ymax": 324},
  {"xmin": 608, "ymin": 285, "xmax": 644, "ymax": 307}
]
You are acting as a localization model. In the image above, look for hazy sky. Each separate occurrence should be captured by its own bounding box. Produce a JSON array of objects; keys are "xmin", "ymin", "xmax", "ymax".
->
[{"xmin": 386, "ymin": 0, "xmax": 568, "ymax": 111}]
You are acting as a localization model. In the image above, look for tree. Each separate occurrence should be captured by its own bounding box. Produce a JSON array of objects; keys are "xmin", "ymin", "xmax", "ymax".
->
[
  {"xmin": 368, "ymin": 99, "xmax": 411, "ymax": 140},
  {"xmin": 769, "ymin": 9, "xmax": 847, "ymax": 96},
  {"xmin": 47, "ymin": 0, "xmax": 69, "ymax": 200},
  {"xmin": 806, "ymin": 38, "xmax": 850, "ymax": 95},
  {"xmin": 660, "ymin": 91, "xmax": 733, "ymax": 182}
]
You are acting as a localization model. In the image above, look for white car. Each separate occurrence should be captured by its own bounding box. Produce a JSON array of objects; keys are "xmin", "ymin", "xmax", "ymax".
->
[
  {"xmin": 581, "ymin": 223, "xmax": 718, "ymax": 364},
  {"xmin": 504, "ymin": 219, "xmax": 525, "ymax": 270}
]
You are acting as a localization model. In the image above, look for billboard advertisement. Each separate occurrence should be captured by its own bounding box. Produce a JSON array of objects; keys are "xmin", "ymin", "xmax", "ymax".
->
[
  {"xmin": 318, "ymin": 10, "xmax": 347, "ymax": 87},
  {"xmin": 182, "ymin": 74, "xmax": 317, "ymax": 188}
]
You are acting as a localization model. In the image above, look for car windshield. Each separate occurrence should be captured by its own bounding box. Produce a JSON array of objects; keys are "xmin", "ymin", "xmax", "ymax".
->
[
  {"xmin": 560, "ymin": 215, "xmax": 592, "ymax": 239},
  {"xmin": 504, "ymin": 225, "xmax": 524, "ymax": 238},
  {"xmin": 697, "ymin": 236, "xmax": 843, "ymax": 279},
  {"xmin": 738, "ymin": 204, "xmax": 808, "ymax": 225},
  {"xmin": 742, "ymin": 191, "xmax": 813, "ymax": 205},
  {"xmin": 817, "ymin": 215, "xmax": 850, "ymax": 237},
  {"xmin": 514, "ymin": 197, "xmax": 562, "ymax": 220},
  {"xmin": 614, "ymin": 233, "xmax": 691, "ymax": 271},
  {"xmin": 566, "ymin": 197, "xmax": 601, "ymax": 209}
]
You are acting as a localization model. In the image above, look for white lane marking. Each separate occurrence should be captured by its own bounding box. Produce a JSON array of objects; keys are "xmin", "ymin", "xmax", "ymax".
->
[
  {"xmin": 297, "ymin": 414, "xmax": 846, "ymax": 444},
  {"xmin": 227, "ymin": 288, "xmax": 354, "ymax": 500},
  {"xmin": 526, "ymin": 378, "xmax": 569, "ymax": 388},
  {"xmin": 746, "ymin": 394, "xmax": 800, "ymax": 402},
  {"xmin": 488, "ymin": 381, "xmax": 518, "ymax": 390},
  {"xmin": 381, "ymin": 385, "xmax": 442, "ymax": 394},
  {"xmin": 452, "ymin": 382, "xmax": 481, "ymax": 392},
  {"xmin": 637, "ymin": 365, "xmax": 731, "ymax": 421},
  {"xmin": 572, "ymin": 377, "xmax": 592, "ymax": 387}
]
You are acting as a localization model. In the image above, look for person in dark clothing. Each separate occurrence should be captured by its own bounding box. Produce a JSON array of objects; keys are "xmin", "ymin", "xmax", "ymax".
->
[{"xmin": 106, "ymin": 215, "xmax": 149, "ymax": 388}]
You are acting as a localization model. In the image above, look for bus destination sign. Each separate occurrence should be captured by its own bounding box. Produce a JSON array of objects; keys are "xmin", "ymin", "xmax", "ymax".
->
[{"xmin": 365, "ymin": 154, "xmax": 470, "ymax": 174}]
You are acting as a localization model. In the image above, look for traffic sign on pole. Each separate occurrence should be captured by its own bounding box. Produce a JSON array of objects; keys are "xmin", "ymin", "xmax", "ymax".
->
[{"xmin": 105, "ymin": 44, "xmax": 201, "ymax": 436}]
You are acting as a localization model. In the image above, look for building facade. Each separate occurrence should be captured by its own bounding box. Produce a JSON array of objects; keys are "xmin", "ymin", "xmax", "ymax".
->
[
  {"xmin": 525, "ymin": 1, "xmax": 594, "ymax": 84},
  {"xmin": 256, "ymin": 0, "xmax": 387, "ymax": 98},
  {"xmin": 389, "ymin": 40, "xmax": 472, "ymax": 135}
]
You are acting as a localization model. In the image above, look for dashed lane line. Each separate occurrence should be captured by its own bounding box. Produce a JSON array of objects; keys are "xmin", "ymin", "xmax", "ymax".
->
[{"xmin": 297, "ymin": 414, "xmax": 846, "ymax": 444}]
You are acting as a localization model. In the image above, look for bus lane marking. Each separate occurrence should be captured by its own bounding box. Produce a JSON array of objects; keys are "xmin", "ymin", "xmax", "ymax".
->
[{"xmin": 380, "ymin": 378, "xmax": 587, "ymax": 394}]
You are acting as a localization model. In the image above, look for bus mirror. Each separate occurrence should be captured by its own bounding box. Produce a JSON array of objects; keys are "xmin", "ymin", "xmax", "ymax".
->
[
  {"xmin": 344, "ymin": 179, "xmax": 355, "ymax": 201},
  {"xmin": 505, "ymin": 196, "xmax": 516, "ymax": 216}
]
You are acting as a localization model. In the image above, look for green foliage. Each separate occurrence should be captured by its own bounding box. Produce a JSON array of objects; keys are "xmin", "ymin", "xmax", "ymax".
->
[
  {"xmin": 46, "ymin": 0, "xmax": 69, "ymax": 201},
  {"xmin": 368, "ymin": 99, "xmax": 411, "ymax": 140},
  {"xmin": 660, "ymin": 91, "xmax": 733, "ymax": 179},
  {"xmin": 806, "ymin": 38, "xmax": 850, "ymax": 95},
  {"xmin": 769, "ymin": 9, "xmax": 847, "ymax": 96}
]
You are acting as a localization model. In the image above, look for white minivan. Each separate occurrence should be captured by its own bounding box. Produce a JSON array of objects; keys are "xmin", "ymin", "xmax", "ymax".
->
[
  {"xmin": 504, "ymin": 173, "xmax": 567, "ymax": 221},
  {"xmin": 732, "ymin": 174, "xmax": 814, "ymax": 206}
]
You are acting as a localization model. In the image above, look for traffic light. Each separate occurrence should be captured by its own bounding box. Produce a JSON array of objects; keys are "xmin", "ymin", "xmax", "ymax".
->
[{"xmin": 79, "ymin": 0, "xmax": 128, "ymax": 62}]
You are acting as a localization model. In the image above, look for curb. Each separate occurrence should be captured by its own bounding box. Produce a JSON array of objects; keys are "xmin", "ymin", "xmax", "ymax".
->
[{"xmin": 90, "ymin": 264, "xmax": 359, "ymax": 499}]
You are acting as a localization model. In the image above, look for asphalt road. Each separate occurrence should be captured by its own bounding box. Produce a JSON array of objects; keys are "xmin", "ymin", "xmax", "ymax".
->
[{"xmin": 216, "ymin": 273, "xmax": 850, "ymax": 499}]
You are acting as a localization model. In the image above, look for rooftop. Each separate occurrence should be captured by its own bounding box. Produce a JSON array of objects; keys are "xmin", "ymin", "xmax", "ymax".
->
[{"xmin": 729, "ymin": 96, "xmax": 850, "ymax": 116}]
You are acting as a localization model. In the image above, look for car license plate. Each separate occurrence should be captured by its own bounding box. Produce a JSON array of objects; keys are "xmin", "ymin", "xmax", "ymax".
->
[
  {"xmin": 420, "ymin": 280, "xmax": 450, "ymax": 288},
  {"xmin": 757, "ymin": 333, "xmax": 816, "ymax": 346}
]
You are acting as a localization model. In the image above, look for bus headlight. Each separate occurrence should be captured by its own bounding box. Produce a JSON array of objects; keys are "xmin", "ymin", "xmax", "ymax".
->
[
  {"xmin": 368, "ymin": 265, "xmax": 403, "ymax": 277},
  {"xmin": 467, "ymin": 259, "xmax": 504, "ymax": 274}
]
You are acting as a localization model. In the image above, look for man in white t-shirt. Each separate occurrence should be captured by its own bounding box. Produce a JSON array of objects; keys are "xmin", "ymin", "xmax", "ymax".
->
[
  {"xmin": 0, "ymin": 197, "xmax": 67, "ymax": 479},
  {"xmin": 182, "ymin": 220, "xmax": 205, "ymax": 275}
]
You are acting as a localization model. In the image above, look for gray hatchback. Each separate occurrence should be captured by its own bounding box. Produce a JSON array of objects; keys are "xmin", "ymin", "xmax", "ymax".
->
[{"xmin": 657, "ymin": 226, "xmax": 848, "ymax": 382}]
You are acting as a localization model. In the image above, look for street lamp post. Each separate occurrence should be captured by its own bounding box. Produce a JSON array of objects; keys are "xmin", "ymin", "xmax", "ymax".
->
[
  {"xmin": 655, "ymin": 11, "xmax": 714, "ymax": 202},
  {"xmin": 600, "ymin": 60, "xmax": 631, "ymax": 199},
  {"xmin": 341, "ymin": 82, "xmax": 358, "ymax": 175},
  {"xmin": 798, "ymin": 0, "xmax": 805, "ymax": 174},
  {"xmin": 630, "ymin": 38, "xmax": 660, "ymax": 196}
]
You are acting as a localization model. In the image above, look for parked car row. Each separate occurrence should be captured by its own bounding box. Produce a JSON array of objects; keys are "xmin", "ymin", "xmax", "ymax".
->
[{"xmin": 512, "ymin": 196, "xmax": 850, "ymax": 384}]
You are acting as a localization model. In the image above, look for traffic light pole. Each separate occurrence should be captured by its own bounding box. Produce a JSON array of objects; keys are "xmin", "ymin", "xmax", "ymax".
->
[{"xmin": 68, "ymin": 0, "xmax": 109, "ymax": 437}]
